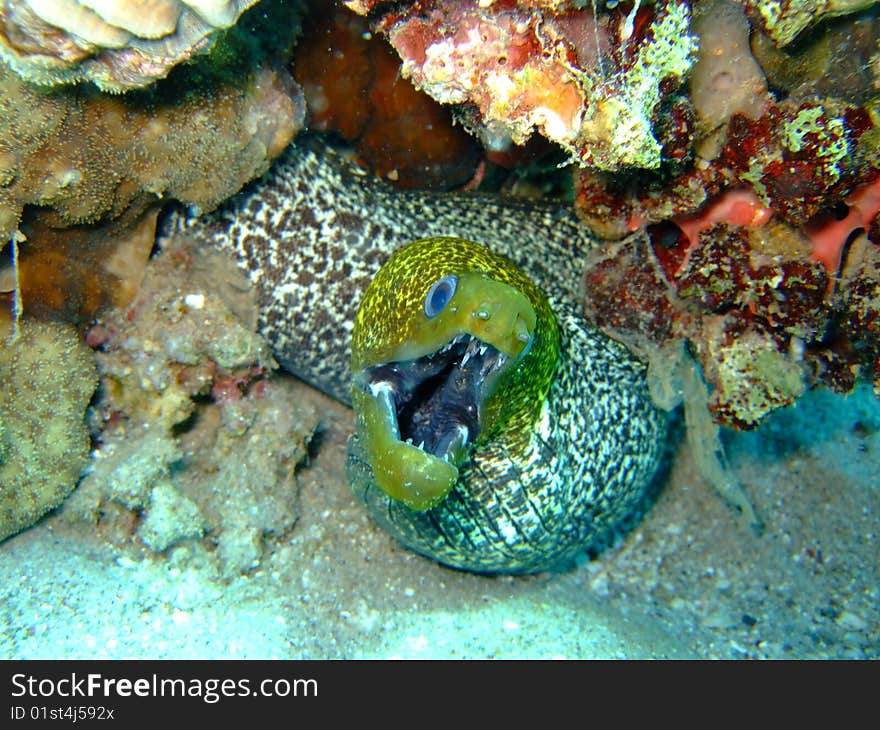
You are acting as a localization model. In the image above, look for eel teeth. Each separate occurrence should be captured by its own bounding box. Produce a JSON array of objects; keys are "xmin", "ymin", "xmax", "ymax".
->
[
  {"xmin": 480, "ymin": 351, "xmax": 508, "ymax": 378},
  {"xmin": 460, "ymin": 336, "xmax": 481, "ymax": 367},
  {"xmin": 370, "ymin": 381, "xmax": 400, "ymax": 440}
]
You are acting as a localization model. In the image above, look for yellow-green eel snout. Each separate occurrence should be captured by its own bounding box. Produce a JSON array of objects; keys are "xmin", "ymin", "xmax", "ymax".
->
[{"xmin": 351, "ymin": 237, "xmax": 558, "ymax": 511}]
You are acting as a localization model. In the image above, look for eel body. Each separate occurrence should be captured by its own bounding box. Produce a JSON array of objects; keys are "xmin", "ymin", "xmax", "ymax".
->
[{"xmin": 164, "ymin": 134, "xmax": 668, "ymax": 574}]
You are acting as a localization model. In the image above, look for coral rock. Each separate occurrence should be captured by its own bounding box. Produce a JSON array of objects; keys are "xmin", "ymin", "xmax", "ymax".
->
[
  {"xmin": 346, "ymin": 0, "xmax": 698, "ymax": 171},
  {"xmin": 580, "ymin": 218, "xmax": 879, "ymax": 428},
  {"xmin": 68, "ymin": 239, "xmax": 318, "ymax": 573},
  {"xmin": 750, "ymin": 8, "xmax": 880, "ymax": 104},
  {"xmin": 722, "ymin": 102, "xmax": 875, "ymax": 227},
  {"xmin": 0, "ymin": 0, "xmax": 261, "ymax": 91},
  {"xmin": 0, "ymin": 61, "xmax": 304, "ymax": 242},
  {"xmin": 0, "ymin": 202, "xmax": 160, "ymax": 322},
  {"xmin": 839, "ymin": 234, "xmax": 880, "ymax": 394},
  {"xmin": 90, "ymin": 236, "xmax": 275, "ymax": 432},
  {"xmin": 700, "ymin": 317, "xmax": 806, "ymax": 427}
]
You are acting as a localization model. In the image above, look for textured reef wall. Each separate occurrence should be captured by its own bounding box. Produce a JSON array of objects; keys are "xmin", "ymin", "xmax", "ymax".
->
[
  {"xmin": 0, "ymin": 0, "xmax": 306, "ymax": 321},
  {"xmin": 59, "ymin": 237, "xmax": 319, "ymax": 576},
  {"xmin": 2, "ymin": 0, "xmax": 880, "ymax": 550},
  {"xmin": 0, "ymin": 0, "xmax": 309, "ymax": 546}
]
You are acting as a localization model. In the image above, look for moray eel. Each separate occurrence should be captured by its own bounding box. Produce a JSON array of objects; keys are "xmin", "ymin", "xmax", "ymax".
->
[{"xmin": 164, "ymin": 133, "xmax": 668, "ymax": 574}]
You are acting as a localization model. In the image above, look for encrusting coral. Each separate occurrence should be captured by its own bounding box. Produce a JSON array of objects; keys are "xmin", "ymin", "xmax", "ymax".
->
[
  {"xmin": 345, "ymin": 0, "xmax": 698, "ymax": 171},
  {"xmin": 0, "ymin": 314, "xmax": 98, "ymax": 542},
  {"xmin": 0, "ymin": 0, "xmax": 262, "ymax": 91},
  {"xmin": 0, "ymin": 19, "xmax": 306, "ymax": 320}
]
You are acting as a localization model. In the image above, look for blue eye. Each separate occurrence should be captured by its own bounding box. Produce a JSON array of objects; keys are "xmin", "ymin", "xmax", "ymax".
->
[{"xmin": 424, "ymin": 274, "xmax": 458, "ymax": 318}]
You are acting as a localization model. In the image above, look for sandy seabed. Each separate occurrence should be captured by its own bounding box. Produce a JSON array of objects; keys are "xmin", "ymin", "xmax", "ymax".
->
[{"xmin": 1, "ymin": 376, "xmax": 877, "ymax": 660}]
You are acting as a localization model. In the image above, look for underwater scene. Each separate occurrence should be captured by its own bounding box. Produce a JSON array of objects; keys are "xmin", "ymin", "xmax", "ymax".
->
[{"xmin": 0, "ymin": 0, "xmax": 878, "ymax": 660}]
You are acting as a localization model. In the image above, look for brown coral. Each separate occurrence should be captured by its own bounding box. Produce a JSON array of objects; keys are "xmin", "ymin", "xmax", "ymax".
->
[
  {"xmin": 0, "ymin": 61, "xmax": 304, "ymax": 244},
  {"xmin": 0, "ymin": 58, "xmax": 304, "ymax": 319},
  {"xmin": 1, "ymin": 201, "xmax": 160, "ymax": 322}
]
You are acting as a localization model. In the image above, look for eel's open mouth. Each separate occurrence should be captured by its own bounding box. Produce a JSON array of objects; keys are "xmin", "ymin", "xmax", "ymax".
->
[
  {"xmin": 362, "ymin": 333, "xmax": 509, "ymax": 465},
  {"xmin": 351, "ymin": 263, "xmax": 540, "ymax": 511}
]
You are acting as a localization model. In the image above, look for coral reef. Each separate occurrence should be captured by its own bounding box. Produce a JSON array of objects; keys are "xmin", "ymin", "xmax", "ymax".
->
[
  {"xmin": 571, "ymin": 0, "xmax": 880, "ymax": 427},
  {"xmin": 0, "ymin": 49, "xmax": 305, "ymax": 320},
  {"xmin": 61, "ymin": 236, "xmax": 318, "ymax": 574},
  {"xmin": 345, "ymin": 0, "xmax": 698, "ymax": 171},
  {"xmin": 66, "ymin": 375, "xmax": 317, "ymax": 573},
  {"xmin": 88, "ymin": 236, "xmax": 275, "ymax": 432},
  {"xmin": 722, "ymin": 101, "xmax": 875, "ymax": 228},
  {"xmin": 583, "ymin": 213, "xmax": 880, "ymax": 427},
  {"xmin": 292, "ymin": 1, "xmax": 482, "ymax": 189},
  {"xmin": 573, "ymin": 2, "xmax": 880, "ymax": 239},
  {"xmin": 0, "ymin": 0, "xmax": 261, "ymax": 91},
  {"xmin": 0, "ymin": 315, "xmax": 98, "ymax": 542}
]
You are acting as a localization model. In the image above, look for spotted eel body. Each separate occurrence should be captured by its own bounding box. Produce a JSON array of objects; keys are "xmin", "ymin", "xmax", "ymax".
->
[{"xmin": 164, "ymin": 133, "xmax": 668, "ymax": 574}]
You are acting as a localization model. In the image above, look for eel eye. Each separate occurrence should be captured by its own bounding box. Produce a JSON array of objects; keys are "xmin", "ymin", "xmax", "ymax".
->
[{"xmin": 424, "ymin": 274, "xmax": 458, "ymax": 319}]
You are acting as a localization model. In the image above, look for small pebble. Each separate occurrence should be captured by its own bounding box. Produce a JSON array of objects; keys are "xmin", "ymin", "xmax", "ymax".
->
[{"xmin": 184, "ymin": 293, "xmax": 205, "ymax": 309}]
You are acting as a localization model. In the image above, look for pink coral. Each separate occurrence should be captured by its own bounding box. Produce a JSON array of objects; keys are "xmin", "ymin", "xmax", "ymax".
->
[
  {"xmin": 804, "ymin": 175, "xmax": 880, "ymax": 274},
  {"xmin": 675, "ymin": 189, "xmax": 773, "ymax": 256}
]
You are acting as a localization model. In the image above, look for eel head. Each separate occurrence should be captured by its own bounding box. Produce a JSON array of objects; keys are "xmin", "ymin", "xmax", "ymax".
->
[{"xmin": 351, "ymin": 237, "xmax": 559, "ymax": 511}]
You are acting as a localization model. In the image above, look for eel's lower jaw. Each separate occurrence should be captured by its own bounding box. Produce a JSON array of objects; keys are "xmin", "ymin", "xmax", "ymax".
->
[
  {"xmin": 357, "ymin": 334, "xmax": 509, "ymax": 511},
  {"xmin": 361, "ymin": 382, "xmax": 459, "ymax": 511}
]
